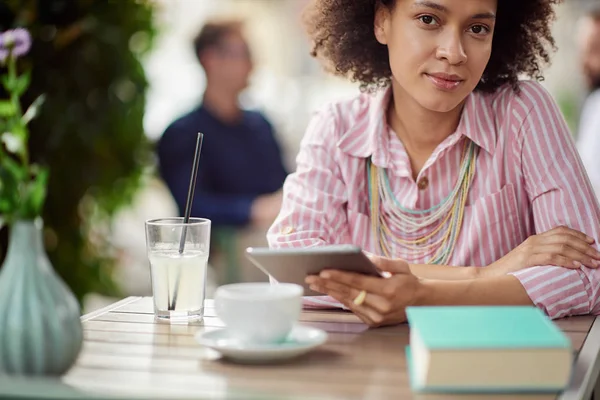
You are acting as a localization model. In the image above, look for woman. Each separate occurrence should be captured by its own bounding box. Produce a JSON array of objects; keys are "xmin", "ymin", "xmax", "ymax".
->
[{"xmin": 267, "ymin": 0, "xmax": 600, "ymax": 326}]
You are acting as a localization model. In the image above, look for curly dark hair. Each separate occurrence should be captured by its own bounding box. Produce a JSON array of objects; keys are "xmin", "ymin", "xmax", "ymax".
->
[{"xmin": 304, "ymin": 0, "xmax": 560, "ymax": 93}]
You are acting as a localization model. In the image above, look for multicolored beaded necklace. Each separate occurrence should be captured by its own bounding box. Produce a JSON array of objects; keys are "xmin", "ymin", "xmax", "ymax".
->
[{"xmin": 366, "ymin": 138, "xmax": 478, "ymax": 264}]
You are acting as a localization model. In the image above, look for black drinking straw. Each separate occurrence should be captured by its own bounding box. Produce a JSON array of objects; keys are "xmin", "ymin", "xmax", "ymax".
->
[{"xmin": 169, "ymin": 132, "xmax": 204, "ymax": 311}]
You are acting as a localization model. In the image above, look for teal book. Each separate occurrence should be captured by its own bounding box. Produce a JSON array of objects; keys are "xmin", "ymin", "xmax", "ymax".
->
[{"xmin": 405, "ymin": 306, "xmax": 573, "ymax": 393}]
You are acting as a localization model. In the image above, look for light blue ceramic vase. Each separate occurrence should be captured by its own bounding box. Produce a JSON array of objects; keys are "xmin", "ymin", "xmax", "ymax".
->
[{"xmin": 0, "ymin": 219, "xmax": 83, "ymax": 375}]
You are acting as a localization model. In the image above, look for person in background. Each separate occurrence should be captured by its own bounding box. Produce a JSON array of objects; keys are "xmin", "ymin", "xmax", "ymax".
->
[
  {"xmin": 157, "ymin": 19, "xmax": 288, "ymax": 230},
  {"xmin": 576, "ymin": 5, "xmax": 600, "ymax": 196}
]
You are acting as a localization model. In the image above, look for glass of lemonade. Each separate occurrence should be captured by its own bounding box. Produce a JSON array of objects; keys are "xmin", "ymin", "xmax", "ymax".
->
[{"xmin": 145, "ymin": 217, "xmax": 211, "ymax": 321}]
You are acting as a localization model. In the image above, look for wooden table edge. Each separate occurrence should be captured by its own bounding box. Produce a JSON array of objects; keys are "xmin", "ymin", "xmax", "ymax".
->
[
  {"xmin": 559, "ymin": 316, "xmax": 600, "ymax": 400},
  {"xmin": 81, "ymin": 296, "xmax": 142, "ymax": 322}
]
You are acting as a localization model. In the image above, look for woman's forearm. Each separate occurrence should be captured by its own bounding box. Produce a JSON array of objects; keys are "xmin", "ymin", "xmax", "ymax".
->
[
  {"xmin": 408, "ymin": 263, "xmax": 481, "ymax": 280},
  {"xmin": 416, "ymin": 274, "xmax": 534, "ymax": 306}
]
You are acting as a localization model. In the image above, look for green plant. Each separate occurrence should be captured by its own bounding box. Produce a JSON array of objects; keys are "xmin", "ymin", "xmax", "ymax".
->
[
  {"xmin": 0, "ymin": 0, "xmax": 155, "ymax": 303},
  {"xmin": 0, "ymin": 28, "xmax": 48, "ymax": 227},
  {"xmin": 556, "ymin": 89, "xmax": 580, "ymax": 136}
]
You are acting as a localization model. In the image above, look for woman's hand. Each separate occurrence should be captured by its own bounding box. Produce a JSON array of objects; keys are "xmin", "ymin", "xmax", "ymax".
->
[
  {"xmin": 481, "ymin": 226, "xmax": 600, "ymax": 278},
  {"xmin": 305, "ymin": 256, "xmax": 420, "ymax": 327}
]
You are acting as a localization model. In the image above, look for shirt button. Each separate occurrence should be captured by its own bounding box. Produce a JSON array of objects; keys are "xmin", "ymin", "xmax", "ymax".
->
[
  {"xmin": 417, "ymin": 176, "xmax": 429, "ymax": 190},
  {"xmin": 281, "ymin": 226, "xmax": 294, "ymax": 235}
]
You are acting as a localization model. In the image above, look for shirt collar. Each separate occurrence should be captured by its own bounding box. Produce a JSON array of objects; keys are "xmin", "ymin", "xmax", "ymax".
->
[
  {"xmin": 337, "ymin": 86, "xmax": 496, "ymax": 168},
  {"xmin": 456, "ymin": 91, "xmax": 496, "ymax": 155}
]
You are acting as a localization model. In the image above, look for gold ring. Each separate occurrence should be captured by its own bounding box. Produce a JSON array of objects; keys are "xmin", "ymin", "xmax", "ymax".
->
[{"xmin": 353, "ymin": 290, "xmax": 367, "ymax": 306}]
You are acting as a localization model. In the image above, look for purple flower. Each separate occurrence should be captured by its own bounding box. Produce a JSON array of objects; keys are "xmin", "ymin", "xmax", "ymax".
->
[{"xmin": 0, "ymin": 28, "xmax": 32, "ymax": 62}]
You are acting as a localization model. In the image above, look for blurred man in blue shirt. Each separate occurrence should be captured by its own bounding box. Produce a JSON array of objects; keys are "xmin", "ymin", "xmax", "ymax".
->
[{"xmin": 158, "ymin": 20, "xmax": 288, "ymax": 229}]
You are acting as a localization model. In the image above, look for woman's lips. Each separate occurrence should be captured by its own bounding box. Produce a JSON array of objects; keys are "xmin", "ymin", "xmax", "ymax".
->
[{"xmin": 425, "ymin": 73, "xmax": 464, "ymax": 91}]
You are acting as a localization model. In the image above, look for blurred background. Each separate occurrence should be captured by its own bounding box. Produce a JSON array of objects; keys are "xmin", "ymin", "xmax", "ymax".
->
[{"xmin": 0, "ymin": 0, "xmax": 597, "ymax": 313}]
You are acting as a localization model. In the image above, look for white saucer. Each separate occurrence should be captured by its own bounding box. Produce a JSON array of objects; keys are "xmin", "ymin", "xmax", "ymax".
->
[{"xmin": 196, "ymin": 325, "xmax": 327, "ymax": 363}]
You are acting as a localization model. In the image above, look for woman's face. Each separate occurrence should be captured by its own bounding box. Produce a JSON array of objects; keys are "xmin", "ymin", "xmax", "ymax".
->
[{"xmin": 375, "ymin": 0, "xmax": 497, "ymax": 113}]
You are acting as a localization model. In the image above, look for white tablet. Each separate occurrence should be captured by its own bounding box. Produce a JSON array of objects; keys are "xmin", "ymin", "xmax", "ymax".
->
[{"xmin": 244, "ymin": 245, "xmax": 382, "ymax": 296}]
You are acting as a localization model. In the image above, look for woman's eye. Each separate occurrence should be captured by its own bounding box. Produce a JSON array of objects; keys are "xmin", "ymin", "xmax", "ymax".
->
[
  {"xmin": 469, "ymin": 25, "xmax": 489, "ymax": 35},
  {"xmin": 419, "ymin": 15, "xmax": 438, "ymax": 25}
]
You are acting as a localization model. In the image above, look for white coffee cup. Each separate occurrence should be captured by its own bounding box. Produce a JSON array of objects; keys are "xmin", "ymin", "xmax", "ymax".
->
[{"xmin": 214, "ymin": 282, "xmax": 303, "ymax": 344}]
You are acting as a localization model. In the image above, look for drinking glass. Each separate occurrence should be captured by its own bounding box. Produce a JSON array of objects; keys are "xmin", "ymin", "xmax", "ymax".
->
[{"xmin": 145, "ymin": 217, "xmax": 211, "ymax": 321}]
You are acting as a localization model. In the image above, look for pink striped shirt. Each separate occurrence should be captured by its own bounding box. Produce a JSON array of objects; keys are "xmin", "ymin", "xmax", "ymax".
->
[{"xmin": 267, "ymin": 81, "xmax": 600, "ymax": 319}]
